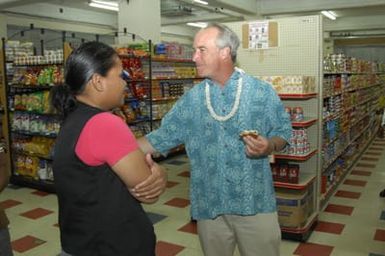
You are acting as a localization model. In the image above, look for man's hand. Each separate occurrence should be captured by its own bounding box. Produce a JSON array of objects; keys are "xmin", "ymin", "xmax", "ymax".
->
[
  {"xmin": 242, "ymin": 134, "xmax": 274, "ymax": 158},
  {"xmin": 130, "ymin": 153, "xmax": 167, "ymax": 200}
]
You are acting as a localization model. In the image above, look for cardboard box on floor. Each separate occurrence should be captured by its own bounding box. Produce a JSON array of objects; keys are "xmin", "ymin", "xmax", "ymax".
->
[{"xmin": 276, "ymin": 188, "xmax": 308, "ymax": 228}]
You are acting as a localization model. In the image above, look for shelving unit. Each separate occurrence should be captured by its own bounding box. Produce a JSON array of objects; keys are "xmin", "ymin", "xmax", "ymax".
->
[
  {"xmin": 115, "ymin": 42, "xmax": 199, "ymax": 156},
  {"xmin": 274, "ymin": 149, "xmax": 318, "ymax": 161},
  {"xmin": 1, "ymin": 36, "xmax": 68, "ymax": 193},
  {"xmin": 115, "ymin": 42, "xmax": 154, "ymax": 135},
  {"xmin": 0, "ymin": 44, "xmax": 11, "ymax": 177},
  {"xmin": 2, "ymin": 37, "xmax": 198, "ymax": 191},
  {"xmin": 279, "ymin": 93, "xmax": 318, "ymax": 100},
  {"xmin": 320, "ymin": 66, "xmax": 385, "ymax": 207}
]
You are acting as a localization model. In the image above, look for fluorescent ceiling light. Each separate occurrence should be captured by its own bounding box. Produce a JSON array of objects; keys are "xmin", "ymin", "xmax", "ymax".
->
[
  {"xmin": 321, "ymin": 10, "xmax": 336, "ymax": 20},
  {"xmin": 89, "ymin": 0, "xmax": 119, "ymax": 12},
  {"xmin": 193, "ymin": 0, "xmax": 209, "ymax": 5},
  {"xmin": 187, "ymin": 22, "xmax": 207, "ymax": 28}
]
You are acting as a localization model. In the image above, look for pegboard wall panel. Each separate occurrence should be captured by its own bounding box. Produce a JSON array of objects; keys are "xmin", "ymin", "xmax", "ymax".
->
[{"xmin": 226, "ymin": 15, "xmax": 322, "ymax": 78}]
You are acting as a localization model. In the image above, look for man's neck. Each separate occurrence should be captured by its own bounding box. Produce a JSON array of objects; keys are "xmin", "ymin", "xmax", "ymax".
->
[{"xmin": 211, "ymin": 67, "xmax": 235, "ymax": 87}]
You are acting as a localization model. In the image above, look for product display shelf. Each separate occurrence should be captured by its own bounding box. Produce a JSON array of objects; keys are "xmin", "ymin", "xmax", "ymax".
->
[
  {"xmin": 12, "ymin": 149, "xmax": 52, "ymax": 161},
  {"xmin": 279, "ymin": 93, "xmax": 318, "ymax": 100},
  {"xmin": 11, "ymin": 130, "xmax": 58, "ymax": 138},
  {"xmin": 321, "ymin": 81, "xmax": 383, "ymax": 170},
  {"xmin": 281, "ymin": 212, "xmax": 318, "ymax": 241},
  {"xmin": 274, "ymin": 173, "xmax": 316, "ymax": 190},
  {"xmin": 322, "ymin": 110, "xmax": 372, "ymax": 149},
  {"xmin": 320, "ymin": 126, "xmax": 377, "ymax": 207},
  {"xmin": 11, "ymin": 174, "xmax": 55, "ymax": 193},
  {"xmin": 0, "ymin": 47, "xmax": 11, "ymax": 177},
  {"xmin": 323, "ymin": 113, "xmax": 341, "ymax": 123},
  {"xmin": 118, "ymin": 53, "xmax": 149, "ymax": 60},
  {"xmin": 274, "ymin": 149, "xmax": 318, "ymax": 161},
  {"xmin": 151, "ymin": 56, "xmax": 193, "ymax": 63},
  {"xmin": 117, "ymin": 43, "xmax": 154, "ymax": 133},
  {"xmin": 273, "ymin": 91, "xmax": 319, "ymax": 241},
  {"xmin": 12, "ymin": 109, "xmax": 58, "ymax": 116},
  {"xmin": 13, "ymin": 63, "xmax": 63, "ymax": 67},
  {"xmin": 150, "ymin": 96, "xmax": 179, "ymax": 102},
  {"xmin": 320, "ymin": 67, "xmax": 384, "ymax": 208},
  {"xmin": 126, "ymin": 118, "xmax": 151, "ymax": 125},
  {"xmin": 8, "ymin": 84, "xmax": 53, "ymax": 90},
  {"xmin": 322, "ymin": 118, "xmax": 372, "ymax": 170},
  {"xmin": 152, "ymin": 77, "xmax": 201, "ymax": 81},
  {"xmin": 291, "ymin": 118, "xmax": 317, "ymax": 128},
  {"xmin": 126, "ymin": 79, "xmax": 149, "ymax": 83},
  {"xmin": 2, "ymin": 37, "xmax": 67, "ymax": 192},
  {"xmin": 150, "ymin": 57, "xmax": 198, "ymax": 157},
  {"xmin": 117, "ymin": 43, "xmax": 198, "ymax": 159}
]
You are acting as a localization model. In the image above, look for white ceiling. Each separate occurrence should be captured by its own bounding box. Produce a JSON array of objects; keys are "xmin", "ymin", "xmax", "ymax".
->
[{"xmin": 1, "ymin": 0, "xmax": 385, "ymax": 38}]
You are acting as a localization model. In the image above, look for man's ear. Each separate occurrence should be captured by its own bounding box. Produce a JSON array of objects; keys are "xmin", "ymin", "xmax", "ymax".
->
[
  {"xmin": 89, "ymin": 73, "xmax": 104, "ymax": 92},
  {"xmin": 220, "ymin": 46, "xmax": 231, "ymax": 60}
]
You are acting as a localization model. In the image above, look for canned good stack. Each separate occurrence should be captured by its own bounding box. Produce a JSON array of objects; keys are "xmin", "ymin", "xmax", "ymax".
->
[
  {"xmin": 285, "ymin": 128, "xmax": 310, "ymax": 155},
  {"xmin": 285, "ymin": 106, "xmax": 304, "ymax": 121},
  {"xmin": 323, "ymin": 95, "xmax": 342, "ymax": 119},
  {"xmin": 14, "ymin": 49, "xmax": 64, "ymax": 65},
  {"xmin": 323, "ymin": 53, "xmax": 349, "ymax": 73}
]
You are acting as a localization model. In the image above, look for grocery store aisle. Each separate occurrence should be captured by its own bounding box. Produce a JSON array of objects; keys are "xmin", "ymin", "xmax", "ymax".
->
[{"xmin": 1, "ymin": 138, "xmax": 385, "ymax": 256}]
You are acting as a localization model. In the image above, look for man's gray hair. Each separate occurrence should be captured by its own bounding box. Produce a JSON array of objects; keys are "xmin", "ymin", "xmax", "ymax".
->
[{"xmin": 205, "ymin": 23, "xmax": 240, "ymax": 63}]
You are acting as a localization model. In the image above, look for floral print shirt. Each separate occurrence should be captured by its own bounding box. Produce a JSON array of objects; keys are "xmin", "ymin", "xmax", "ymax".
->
[{"xmin": 147, "ymin": 69, "xmax": 292, "ymax": 220}]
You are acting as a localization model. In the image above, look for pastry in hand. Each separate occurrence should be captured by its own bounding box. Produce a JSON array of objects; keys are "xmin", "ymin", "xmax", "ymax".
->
[{"xmin": 239, "ymin": 130, "xmax": 259, "ymax": 138}]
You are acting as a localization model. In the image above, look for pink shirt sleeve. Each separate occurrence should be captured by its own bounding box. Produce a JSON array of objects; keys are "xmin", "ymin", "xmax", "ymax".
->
[{"xmin": 75, "ymin": 112, "xmax": 139, "ymax": 166}]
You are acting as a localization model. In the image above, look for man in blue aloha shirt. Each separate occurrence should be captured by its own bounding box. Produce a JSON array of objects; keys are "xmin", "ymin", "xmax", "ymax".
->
[{"xmin": 137, "ymin": 23, "xmax": 292, "ymax": 256}]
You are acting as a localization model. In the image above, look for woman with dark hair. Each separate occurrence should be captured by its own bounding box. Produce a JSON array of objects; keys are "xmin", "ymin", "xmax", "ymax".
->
[{"xmin": 51, "ymin": 41, "xmax": 166, "ymax": 256}]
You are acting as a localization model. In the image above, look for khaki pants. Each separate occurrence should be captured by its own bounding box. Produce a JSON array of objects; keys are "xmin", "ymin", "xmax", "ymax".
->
[{"xmin": 197, "ymin": 212, "xmax": 281, "ymax": 256}]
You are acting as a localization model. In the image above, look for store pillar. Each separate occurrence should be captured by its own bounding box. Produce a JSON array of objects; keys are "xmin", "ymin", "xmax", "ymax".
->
[
  {"xmin": 118, "ymin": 0, "xmax": 161, "ymax": 44},
  {"xmin": 0, "ymin": 15, "xmax": 6, "ymax": 40}
]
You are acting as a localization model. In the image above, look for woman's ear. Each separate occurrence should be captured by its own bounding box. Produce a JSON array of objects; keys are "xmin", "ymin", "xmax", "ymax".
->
[{"xmin": 89, "ymin": 73, "xmax": 104, "ymax": 92}]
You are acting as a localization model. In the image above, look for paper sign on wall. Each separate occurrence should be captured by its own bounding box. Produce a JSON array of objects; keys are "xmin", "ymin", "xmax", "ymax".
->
[
  {"xmin": 242, "ymin": 21, "xmax": 278, "ymax": 49},
  {"xmin": 249, "ymin": 21, "xmax": 269, "ymax": 49}
]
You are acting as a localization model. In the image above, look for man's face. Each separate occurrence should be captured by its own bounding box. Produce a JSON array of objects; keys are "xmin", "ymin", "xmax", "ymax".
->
[{"xmin": 192, "ymin": 27, "xmax": 222, "ymax": 79}]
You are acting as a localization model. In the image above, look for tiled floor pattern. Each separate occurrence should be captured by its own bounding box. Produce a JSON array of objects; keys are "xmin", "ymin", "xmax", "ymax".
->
[{"xmin": 1, "ymin": 138, "xmax": 385, "ymax": 255}]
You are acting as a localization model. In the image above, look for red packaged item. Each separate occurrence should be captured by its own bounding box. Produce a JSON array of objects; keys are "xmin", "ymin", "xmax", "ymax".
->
[
  {"xmin": 288, "ymin": 164, "xmax": 300, "ymax": 184},
  {"xmin": 278, "ymin": 164, "xmax": 289, "ymax": 182},
  {"xmin": 321, "ymin": 175, "xmax": 327, "ymax": 194},
  {"xmin": 271, "ymin": 164, "xmax": 279, "ymax": 181}
]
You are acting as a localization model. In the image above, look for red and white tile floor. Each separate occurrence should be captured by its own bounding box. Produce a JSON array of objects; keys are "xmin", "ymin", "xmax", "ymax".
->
[{"xmin": 1, "ymin": 138, "xmax": 385, "ymax": 255}]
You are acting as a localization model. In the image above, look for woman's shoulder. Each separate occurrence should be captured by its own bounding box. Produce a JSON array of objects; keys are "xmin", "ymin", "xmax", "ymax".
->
[{"xmin": 85, "ymin": 112, "xmax": 127, "ymax": 131}]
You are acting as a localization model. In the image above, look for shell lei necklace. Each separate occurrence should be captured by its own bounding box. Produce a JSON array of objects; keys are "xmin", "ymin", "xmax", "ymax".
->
[{"xmin": 205, "ymin": 67, "xmax": 244, "ymax": 122}]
